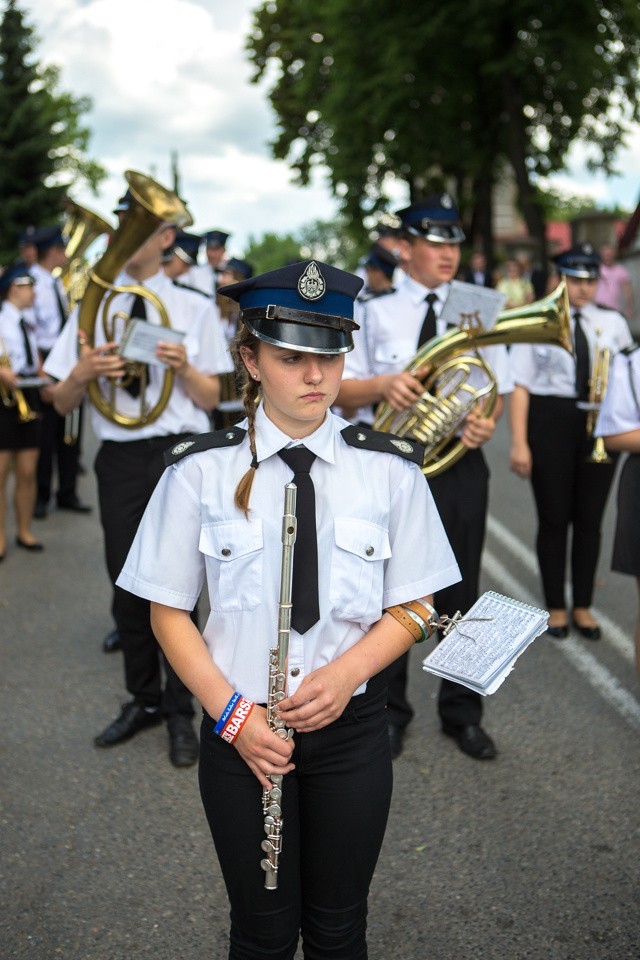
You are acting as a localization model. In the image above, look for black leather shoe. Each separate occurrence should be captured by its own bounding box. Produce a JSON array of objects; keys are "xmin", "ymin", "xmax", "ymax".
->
[
  {"xmin": 442, "ymin": 723, "xmax": 497, "ymax": 760},
  {"xmin": 34, "ymin": 500, "xmax": 48, "ymax": 519},
  {"xmin": 167, "ymin": 715, "xmax": 199, "ymax": 767},
  {"xmin": 546, "ymin": 624, "xmax": 569, "ymax": 639},
  {"xmin": 57, "ymin": 496, "xmax": 92, "ymax": 513},
  {"xmin": 16, "ymin": 537, "xmax": 44, "ymax": 552},
  {"xmin": 94, "ymin": 701, "xmax": 162, "ymax": 747},
  {"xmin": 572, "ymin": 619, "xmax": 601, "ymax": 640},
  {"xmin": 388, "ymin": 722, "xmax": 405, "ymax": 760},
  {"xmin": 102, "ymin": 628, "xmax": 121, "ymax": 653}
]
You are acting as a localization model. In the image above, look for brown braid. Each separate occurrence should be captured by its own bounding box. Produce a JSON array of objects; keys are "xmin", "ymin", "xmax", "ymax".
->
[{"xmin": 231, "ymin": 325, "xmax": 262, "ymax": 516}]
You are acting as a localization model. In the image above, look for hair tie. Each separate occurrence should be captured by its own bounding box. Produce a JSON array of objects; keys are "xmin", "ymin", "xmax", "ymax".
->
[{"xmin": 251, "ymin": 455, "xmax": 259, "ymax": 470}]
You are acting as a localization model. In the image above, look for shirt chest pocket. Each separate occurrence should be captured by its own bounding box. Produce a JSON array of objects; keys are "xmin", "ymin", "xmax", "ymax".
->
[
  {"xmin": 374, "ymin": 338, "xmax": 415, "ymax": 369},
  {"xmin": 330, "ymin": 518, "xmax": 391, "ymax": 621},
  {"xmin": 199, "ymin": 520, "xmax": 263, "ymax": 612}
]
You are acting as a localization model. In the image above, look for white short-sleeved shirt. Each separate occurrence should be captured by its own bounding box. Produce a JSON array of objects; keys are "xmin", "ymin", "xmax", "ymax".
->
[
  {"xmin": 31, "ymin": 262, "xmax": 69, "ymax": 352},
  {"xmin": 185, "ymin": 263, "xmax": 217, "ymax": 297},
  {"xmin": 595, "ymin": 346, "xmax": 640, "ymax": 436},
  {"xmin": 343, "ymin": 275, "xmax": 513, "ymax": 425},
  {"xmin": 44, "ymin": 270, "xmax": 234, "ymax": 441},
  {"xmin": 510, "ymin": 302, "xmax": 633, "ymax": 397},
  {"xmin": 0, "ymin": 301, "xmax": 39, "ymax": 375},
  {"xmin": 117, "ymin": 406, "xmax": 461, "ymax": 701}
]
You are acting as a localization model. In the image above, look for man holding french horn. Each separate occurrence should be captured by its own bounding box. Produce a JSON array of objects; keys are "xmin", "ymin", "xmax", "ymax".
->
[
  {"xmin": 43, "ymin": 172, "xmax": 233, "ymax": 767},
  {"xmin": 337, "ymin": 193, "xmax": 513, "ymax": 761}
]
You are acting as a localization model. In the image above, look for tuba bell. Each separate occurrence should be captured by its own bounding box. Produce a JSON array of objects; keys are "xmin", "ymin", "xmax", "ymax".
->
[
  {"xmin": 57, "ymin": 199, "xmax": 114, "ymax": 306},
  {"xmin": 373, "ymin": 281, "xmax": 573, "ymax": 477},
  {"xmin": 78, "ymin": 170, "xmax": 193, "ymax": 429}
]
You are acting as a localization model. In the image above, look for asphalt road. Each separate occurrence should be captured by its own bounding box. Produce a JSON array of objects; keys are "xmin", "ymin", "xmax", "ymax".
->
[{"xmin": 1, "ymin": 415, "xmax": 639, "ymax": 960}]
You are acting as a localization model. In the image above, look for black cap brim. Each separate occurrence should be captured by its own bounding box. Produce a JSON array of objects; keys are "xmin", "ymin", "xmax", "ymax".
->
[{"xmin": 244, "ymin": 317, "xmax": 353, "ymax": 354}]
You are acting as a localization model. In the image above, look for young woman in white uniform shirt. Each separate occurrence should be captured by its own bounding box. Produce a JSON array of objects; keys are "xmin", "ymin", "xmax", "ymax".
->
[
  {"xmin": 117, "ymin": 260, "xmax": 460, "ymax": 960},
  {"xmin": 595, "ymin": 342, "xmax": 640, "ymax": 680},
  {"xmin": 509, "ymin": 243, "xmax": 633, "ymax": 639}
]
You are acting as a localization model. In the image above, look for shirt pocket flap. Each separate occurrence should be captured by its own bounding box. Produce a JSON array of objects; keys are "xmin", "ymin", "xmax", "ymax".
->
[
  {"xmin": 334, "ymin": 517, "xmax": 391, "ymax": 562},
  {"xmin": 374, "ymin": 338, "xmax": 415, "ymax": 366},
  {"xmin": 199, "ymin": 519, "xmax": 263, "ymax": 561}
]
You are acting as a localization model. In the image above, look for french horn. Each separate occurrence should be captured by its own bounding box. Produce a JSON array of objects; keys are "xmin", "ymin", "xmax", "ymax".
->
[
  {"xmin": 373, "ymin": 281, "xmax": 573, "ymax": 477},
  {"xmin": 78, "ymin": 170, "xmax": 193, "ymax": 429}
]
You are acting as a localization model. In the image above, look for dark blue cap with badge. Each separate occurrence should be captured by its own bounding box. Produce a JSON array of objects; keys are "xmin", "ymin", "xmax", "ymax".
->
[
  {"xmin": 552, "ymin": 242, "xmax": 600, "ymax": 279},
  {"xmin": 218, "ymin": 259, "xmax": 363, "ymax": 354},
  {"xmin": 172, "ymin": 231, "xmax": 202, "ymax": 265},
  {"xmin": 0, "ymin": 265, "xmax": 35, "ymax": 295},
  {"xmin": 204, "ymin": 229, "xmax": 230, "ymax": 248},
  {"xmin": 32, "ymin": 225, "xmax": 66, "ymax": 251},
  {"xmin": 18, "ymin": 226, "xmax": 37, "ymax": 246},
  {"xmin": 365, "ymin": 243, "xmax": 398, "ymax": 279},
  {"xmin": 396, "ymin": 192, "xmax": 465, "ymax": 244}
]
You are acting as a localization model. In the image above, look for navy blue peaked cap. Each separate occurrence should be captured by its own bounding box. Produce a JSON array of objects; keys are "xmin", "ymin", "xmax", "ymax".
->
[
  {"xmin": 204, "ymin": 229, "xmax": 230, "ymax": 247},
  {"xmin": 552, "ymin": 242, "xmax": 600, "ymax": 279},
  {"xmin": 113, "ymin": 189, "xmax": 133, "ymax": 214},
  {"xmin": 33, "ymin": 224, "xmax": 65, "ymax": 251},
  {"xmin": 365, "ymin": 243, "xmax": 398, "ymax": 278},
  {"xmin": 173, "ymin": 231, "xmax": 202, "ymax": 265},
  {"xmin": 218, "ymin": 259, "xmax": 363, "ymax": 354},
  {"xmin": 223, "ymin": 257, "xmax": 254, "ymax": 281},
  {"xmin": 0, "ymin": 265, "xmax": 34, "ymax": 295},
  {"xmin": 396, "ymin": 192, "xmax": 465, "ymax": 243}
]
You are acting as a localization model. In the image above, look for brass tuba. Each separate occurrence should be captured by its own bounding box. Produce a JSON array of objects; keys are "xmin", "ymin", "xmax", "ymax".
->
[
  {"xmin": 78, "ymin": 170, "xmax": 193, "ymax": 429},
  {"xmin": 58, "ymin": 199, "xmax": 114, "ymax": 306},
  {"xmin": 373, "ymin": 281, "xmax": 573, "ymax": 477}
]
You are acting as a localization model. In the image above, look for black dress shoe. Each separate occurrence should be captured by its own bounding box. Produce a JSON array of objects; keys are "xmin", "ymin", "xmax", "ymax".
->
[
  {"xmin": 34, "ymin": 500, "xmax": 48, "ymax": 519},
  {"xmin": 442, "ymin": 723, "xmax": 497, "ymax": 760},
  {"xmin": 57, "ymin": 496, "xmax": 92, "ymax": 513},
  {"xmin": 15, "ymin": 536, "xmax": 44, "ymax": 552},
  {"xmin": 94, "ymin": 701, "xmax": 162, "ymax": 747},
  {"xmin": 387, "ymin": 722, "xmax": 405, "ymax": 760},
  {"xmin": 102, "ymin": 628, "xmax": 122, "ymax": 653},
  {"xmin": 572, "ymin": 619, "xmax": 601, "ymax": 640},
  {"xmin": 546, "ymin": 624, "xmax": 569, "ymax": 639},
  {"xmin": 167, "ymin": 715, "xmax": 199, "ymax": 767}
]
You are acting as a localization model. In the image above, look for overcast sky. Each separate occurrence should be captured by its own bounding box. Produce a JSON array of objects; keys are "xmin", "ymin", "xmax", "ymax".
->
[{"xmin": 24, "ymin": 0, "xmax": 640, "ymax": 257}]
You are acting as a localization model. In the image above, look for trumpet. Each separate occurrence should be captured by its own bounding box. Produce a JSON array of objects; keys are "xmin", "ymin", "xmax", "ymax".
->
[
  {"xmin": 0, "ymin": 337, "xmax": 38, "ymax": 424},
  {"xmin": 583, "ymin": 331, "xmax": 612, "ymax": 464}
]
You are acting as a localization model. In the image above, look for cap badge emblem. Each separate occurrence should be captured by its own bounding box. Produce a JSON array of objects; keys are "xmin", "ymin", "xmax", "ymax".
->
[
  {"xmin": 391, "ymin": 438, "xmax": 414, "ymax": 454},
  {"xmin": 440, "ymin": 193, "xmax": 453, "ymax": 209},
  {"xmin": 298, "ymin": 261, "xmax": 326, "ymax": 301},
  {"xmin": 172, "ymin": 440, "xmax": 195, "ymax": 455},
  {"xmin": 583, "ymin": 242, "xmax": 593, "ymax": 255}
]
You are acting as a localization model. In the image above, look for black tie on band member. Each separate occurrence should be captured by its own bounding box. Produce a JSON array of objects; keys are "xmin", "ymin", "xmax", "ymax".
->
[
  {"xmin": 277, "ymin": 446, "xmax": 320, "ymax": 634},
  {"xmin": 19, "ymin": 317, "xmax": 34, "ymax": 370},
  {"xmin": 418, "ymin": 292, "xmax": 438, "ymax": 347},
  {"xmin": 573, "ymin": 311, "xmax": 590, "ymax": 402},
  {"xmin": 124, "ymin": 293, "xmax": 150, "ymax": 399}
]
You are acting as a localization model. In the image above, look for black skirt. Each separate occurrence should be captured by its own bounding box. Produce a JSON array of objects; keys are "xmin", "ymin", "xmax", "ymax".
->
[
  {"xmin": 0, "ymin": 387, "xmax": 42, "ymax": 451},
  {"xmin": 612, "ymin": 454, "xmax": 640, "ymax": 576}
]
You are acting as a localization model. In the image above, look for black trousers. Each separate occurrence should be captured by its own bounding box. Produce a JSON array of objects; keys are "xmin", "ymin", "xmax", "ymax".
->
[
  {"xmin": 36, "ymin": 399, "xmax": 80, "ymax": 504},
  {"xmin": 199, "ymin": 673, "xmax": 392, "ymax": 960},
  {"xmin": 94, "ymin": 435, "xmax": 195, "ymax": 717},
  {"xmin": 386, "ymin": 448, "xmax": 488, "ymax": 730},
  {"xmin": 528, "ymin": 395, "xmax": 618, "ymax": 609}
]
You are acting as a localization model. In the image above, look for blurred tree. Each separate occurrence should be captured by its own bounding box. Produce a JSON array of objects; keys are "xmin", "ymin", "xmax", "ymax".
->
[
  {"xmin": 243, "ymin": 232, "xmax": 303, "ymax": 274},
  {"xmin": 246, "ymin": 0, "xmax": 640, "ymax": 264},
  {"xmin": 244, "ymin": 218, "xmax": 368, "ymax": 274},
  {"xmin": 0, "ymin": 0, "xmax": 105, "ymax": 263}
]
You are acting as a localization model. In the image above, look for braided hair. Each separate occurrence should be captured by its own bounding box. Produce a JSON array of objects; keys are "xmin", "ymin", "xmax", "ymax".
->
[{"xmin": 230, "ymin": 324, "xmax": 262, "ymax": 516}]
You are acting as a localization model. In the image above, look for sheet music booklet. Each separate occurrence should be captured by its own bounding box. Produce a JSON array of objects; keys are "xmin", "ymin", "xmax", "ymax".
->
[{"xmin": 422, "ymin": 591, "xmax": 549, "ymax": 695}]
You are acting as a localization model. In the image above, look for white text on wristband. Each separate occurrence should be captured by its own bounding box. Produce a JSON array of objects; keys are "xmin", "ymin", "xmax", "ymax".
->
[{"xmin": 218, "ymin": 696, "xmax": 255, "ymax": 744}]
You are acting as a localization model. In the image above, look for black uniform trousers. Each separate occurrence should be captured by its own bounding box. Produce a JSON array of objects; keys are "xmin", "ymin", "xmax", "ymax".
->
[
  {"xmin": 386, "ymin": 448, "xmax": 488, "ymax": 731},
  {"xmin": 527, "ymin": 395, "xmax": 618, "ymax": 609},
  {"xmin": 199, "ymin": 672, "xmax": 392, "ymax": 960},
  {"xmin": 36, "ymin": 401, "xmax": 81, "ymax": 505},
  {"xmin": 94, "ymin": 434, "xmax": 196, "ymax": 717}
]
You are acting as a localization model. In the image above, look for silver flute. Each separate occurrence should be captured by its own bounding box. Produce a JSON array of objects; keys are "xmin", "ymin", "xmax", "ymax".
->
[{"xmin": 260, "ymin": 482, "xmax": 297, "ymax": 890}]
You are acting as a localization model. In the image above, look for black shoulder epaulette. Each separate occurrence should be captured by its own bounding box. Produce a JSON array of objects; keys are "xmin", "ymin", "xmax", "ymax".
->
[
  {"xmin": 172, "ymin": 280, "xmax": 213, "ymax": 300},
  {"xmin": 164, "ymin": 426, "xmax": 246, "ymax": 466},
  {"xmin": 340, "ymin": 425, "xmax": 425, "ymax": 466},
  {"xmin": 621, "ymin": 341, "xmax": 640, "ymax": 356}
]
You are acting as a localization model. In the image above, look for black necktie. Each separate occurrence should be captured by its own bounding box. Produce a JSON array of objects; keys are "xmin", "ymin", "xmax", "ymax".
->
[
  {"xmin": 54, "ymin": 281, "xmax": 68, "ymax": 331},
  {"xmin": 418, "ymin": 292, "xmax": 438, "ymax": 347},
  {"xmin": 278, "ymin": 446, "xmax": 320, "ymax": 634},
  {"xmin": 573, "ymin": 311, "xmax": 590, "ymax": 401},
  {"xmin": 19, "ymin": 317, "xmax": 34, "ymax": 370},
  {"xmin": 124, "ymin": 293, "xmax": 149, "ymax": 399}
]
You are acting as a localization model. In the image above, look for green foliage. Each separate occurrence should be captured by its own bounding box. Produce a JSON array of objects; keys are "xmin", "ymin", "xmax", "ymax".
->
[
  {"xmin": 0, "ymin": 0, "xmax": 106, "ymax": 263},
  {"xmin": 243, "ymin": 219, "xmax": 368, "ymax": 274}
]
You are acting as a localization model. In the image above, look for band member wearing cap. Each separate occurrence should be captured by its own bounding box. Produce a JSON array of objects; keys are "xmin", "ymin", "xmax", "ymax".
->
[
  {"xmin": 510, "ymin": 243, "xmax": 633, "ymax": 639},
  {"xmin": 44, "ymin": 218, "xmax": 233, "ymax": 767},
  {"xmin": 162, "ymin": 231, "xmax": 203, "ymax": 281},
  {"xmin": 337, "ymin": 193, "xmax": 512, "ymax": 761},
  {"xmin": 116, "ymin": 259, "xmax": 460, "ymax": 959},
  {"xmin": 0, "ymin": 268, "xmax": 43, "ymax": 557},
  {"xmin": 595, "ymin": 342, "xmax": 640, "ymax": 678},
  {"xmin": 187, "ymin": 228, "xmax": 230, "ymax": 296}
]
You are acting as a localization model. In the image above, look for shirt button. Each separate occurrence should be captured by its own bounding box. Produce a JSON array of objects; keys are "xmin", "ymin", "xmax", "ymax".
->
[
  {"xmin": 221, "ymin": 548, "xmax": 231, "ymax": 557},
  {"xmin": 290, "ymin": 667, "xmax": 300, "ymax": 677},
  {"xmin": 365, "ymin": 545, "xmax": 374, "ymax": 556}
]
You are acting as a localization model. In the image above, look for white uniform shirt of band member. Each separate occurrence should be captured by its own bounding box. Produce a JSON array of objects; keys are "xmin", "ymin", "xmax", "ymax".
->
[
  {"xmin": 343, "ymin": 273, "xmax": 513, "ymax": 423},
  {"xmin": 43, "ymin": 269, "xmax": 234, "ymax": 441},
  {"xmin": 0, "ymin": 299, "xmax": 39, "ymax": 376},
  {"xmin": 510, "ymin": 301, "xmax": 633, "ymax": 396},
  {"xmin": 30, "ymin": 261, "xmax": 69, "ymax": 352},
  {"xmin": 595, "ymin": 347, "xmax": 640, "ymax": 437}
]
